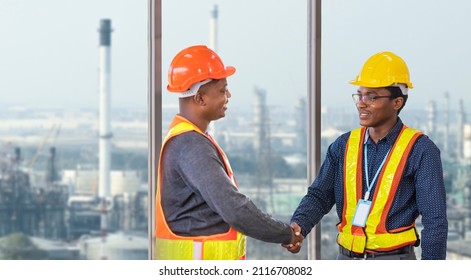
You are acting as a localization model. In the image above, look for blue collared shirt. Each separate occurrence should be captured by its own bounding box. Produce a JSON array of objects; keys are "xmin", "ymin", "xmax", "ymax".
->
[{"xmin": 291, "ymin": 118, "xmax": 448, "ymax": 259}]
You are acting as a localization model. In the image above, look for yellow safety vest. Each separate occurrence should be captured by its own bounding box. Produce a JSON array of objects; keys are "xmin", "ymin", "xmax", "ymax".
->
[
  {"xmin": 155, "ymin": 115, "xmax": 246, "ymax": 260},
  {"xmin": 337, "ymin": 125, "xmax": 422, "ymax": 253}
]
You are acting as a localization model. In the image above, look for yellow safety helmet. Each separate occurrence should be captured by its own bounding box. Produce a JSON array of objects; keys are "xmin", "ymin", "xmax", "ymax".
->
[{"xmin": 349, "ymin": 51, "xmax": 413, "ymax": 89}]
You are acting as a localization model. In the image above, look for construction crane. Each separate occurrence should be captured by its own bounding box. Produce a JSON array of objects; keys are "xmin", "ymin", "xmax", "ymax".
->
[{"xmin": 28, "ymin": 124, "xmax": 61, "ymax": 174}]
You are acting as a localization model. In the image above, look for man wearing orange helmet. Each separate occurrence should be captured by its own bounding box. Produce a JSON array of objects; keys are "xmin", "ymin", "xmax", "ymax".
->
[
  {"xmin": 155, "ymin": 45, "xmax": 302, "ymax": 260},
  {"xmin": 287, "ymin": 51, "xmax": 448, "ymax": 259}
]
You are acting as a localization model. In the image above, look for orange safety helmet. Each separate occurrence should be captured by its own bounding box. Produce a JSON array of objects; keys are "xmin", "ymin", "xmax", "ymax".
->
[
  {"xmin": 349, "ymin": 51, "xmax": 413, "ymax": 89},
  {"xmin": 167, "ymin": 45, "xmax": 236, "ymax": 92}
]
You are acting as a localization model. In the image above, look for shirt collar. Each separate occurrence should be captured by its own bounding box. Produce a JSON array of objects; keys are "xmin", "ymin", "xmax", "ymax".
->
[{"xmin": 363, "ymin": 117, "xmax": 404, "ymax": 145}]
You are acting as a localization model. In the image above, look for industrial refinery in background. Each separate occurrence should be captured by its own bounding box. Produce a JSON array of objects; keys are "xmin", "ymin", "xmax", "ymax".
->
[
  {"xmin": 0, "ymin": 19, "xmax": 148, "ymax": 260},
  {"xmin": 1, "ymin": 5, "xmax": 471, "ymax": 260}
]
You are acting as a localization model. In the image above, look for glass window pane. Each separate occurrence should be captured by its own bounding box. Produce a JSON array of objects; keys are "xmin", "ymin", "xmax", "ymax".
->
[
  {"xmin": 0, "ymin": 1, "xmax": 148, "ymax": 259},
  {"xmin": 162, "ymin": 0, "xmax": 308, "ymax": 260},
  {"xmin": 322, "ymin": 0, "xmax": 466, "ymax": 260}
]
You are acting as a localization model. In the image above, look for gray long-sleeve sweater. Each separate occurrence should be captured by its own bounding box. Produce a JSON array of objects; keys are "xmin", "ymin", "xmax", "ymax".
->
[{"xmin": 160, "ymin": 131, "xmax": 292, "ymax": 244}]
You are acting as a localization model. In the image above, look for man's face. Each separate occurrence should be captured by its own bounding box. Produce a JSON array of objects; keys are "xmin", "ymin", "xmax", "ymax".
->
[
  {"xmin": 354, "ymin": 87, "xmax": 399, "ymax": 128},
  {"xmin": 198, "ymin": 78, "xmax": 231, "ymax": 121}
]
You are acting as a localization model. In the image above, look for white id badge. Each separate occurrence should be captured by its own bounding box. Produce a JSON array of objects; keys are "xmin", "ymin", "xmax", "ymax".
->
[{"xmin": 352, "ymin": 199, "xmax": 372, "ymax": 227}]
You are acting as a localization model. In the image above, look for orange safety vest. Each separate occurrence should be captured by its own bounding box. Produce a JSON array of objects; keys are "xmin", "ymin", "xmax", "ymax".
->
[
  {"xmin": 155, "ymin": 115, "xmax": 246, "ymax": 260},
  {"xmin": 337, "ymin": 125, "xmax": 422, "ymax": 254}
]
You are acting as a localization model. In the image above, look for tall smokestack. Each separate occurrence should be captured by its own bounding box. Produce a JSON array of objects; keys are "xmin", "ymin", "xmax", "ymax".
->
[
  {"xmin": 427, "ymin": 100, "xmax": 436, "ymax": 140},
  {"xmin": 98, "ymin": 18, "xmax": 113, "ymax": 260},
  {"xmin": 208, "ymin": 5, "xmax": 218, "ymax": 136},
  {"xmin": 253, "ymin": 87, "xmax": 267, "ymax": 154},
  {"xmin": 98, "ymin": 19, "xmax": 113, "ymax": 199},
  {"xmin": 253, "ymin": 86, "xmax": 274, "ymax": 209},
  {"xmin": 444, "ymin": 92, "xmax": 450, "ymax": 157},
  {"xmin": 209, "ymin": 5, "xmax": 218, "ymax": 52},
  {"xmin": 463, "ymin": 124, "xmax": 471, "ymax": 162},
  {"xmin": 295, "ymin": 97, "xmax": 307, "ymax": 155},
  {"xmin": 457, "ymin": 99, "xmax": 465, "ymax": 161}
]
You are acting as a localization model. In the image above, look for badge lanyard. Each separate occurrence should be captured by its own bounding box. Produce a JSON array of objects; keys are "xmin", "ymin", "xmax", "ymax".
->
[
  {"xmin": 351, "ymin": 143, "xmax": 391, "ymax": 227},
  {"xmin": 363, "ymin": 144, "xmax": 391, "ymax": 200}
]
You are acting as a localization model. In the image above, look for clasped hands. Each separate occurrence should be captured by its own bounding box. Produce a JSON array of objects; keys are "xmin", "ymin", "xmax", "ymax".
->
[{"xmin": 281, "ymin": 222, "xmax": 303, "ymax": 254}]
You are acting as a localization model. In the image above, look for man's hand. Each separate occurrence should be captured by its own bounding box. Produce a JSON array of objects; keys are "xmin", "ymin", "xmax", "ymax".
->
[{"xmin": 281, "ymin": 222, "xmax": 303, "ymax": 254}]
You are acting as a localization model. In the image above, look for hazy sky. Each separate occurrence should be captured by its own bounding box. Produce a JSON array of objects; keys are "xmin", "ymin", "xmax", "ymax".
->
[
  {"xmin": 0, "ymin": 0, "xmax": 147, "ymax": 109},
  {"xmin": 2, "ymin": 0, "xmax": 471, "ymax": 114}
]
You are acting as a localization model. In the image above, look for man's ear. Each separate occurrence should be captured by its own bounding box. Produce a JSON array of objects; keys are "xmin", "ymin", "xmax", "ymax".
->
[
  {"xmin": 193, "ymin": 92, "xmax": 205, "ymax": 106},
  {"xmin": 393, "ymin": 97, "xmax": 404, "ymax": 111}
]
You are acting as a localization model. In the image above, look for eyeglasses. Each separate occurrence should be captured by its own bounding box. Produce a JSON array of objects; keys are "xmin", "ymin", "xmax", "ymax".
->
[{"xmin": 351, "ymin": 93, "xmax": 395, "ymax": 105}]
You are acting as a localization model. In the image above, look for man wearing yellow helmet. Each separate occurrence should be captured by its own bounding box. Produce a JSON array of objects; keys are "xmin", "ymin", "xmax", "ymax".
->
[
  {"xmin": 155, "ymin": 45, "xmax": 302, "ymax": 260},
  {"xmin": 287, "ymin": 51, "xmax": 448, "ymax": 259}
]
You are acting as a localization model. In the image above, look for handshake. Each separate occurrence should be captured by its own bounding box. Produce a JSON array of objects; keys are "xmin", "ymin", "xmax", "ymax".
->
[{"xmin": 281, "ymin": 222, "xmax": 303, "ymax": 254}]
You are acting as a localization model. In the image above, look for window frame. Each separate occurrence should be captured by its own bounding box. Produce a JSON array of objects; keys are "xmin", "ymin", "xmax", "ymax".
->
[
  {"xmin": 147, "ymin": 0, "xmax": 162, "ymax": 260},
  {"xmin": 148, "ymin": 0, "xmax": 322, "ymax": 260}
]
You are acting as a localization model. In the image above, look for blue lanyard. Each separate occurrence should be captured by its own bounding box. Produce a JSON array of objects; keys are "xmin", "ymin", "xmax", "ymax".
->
[{"xmin": 363, "ymin": 144, "xmax": 391, "ymax": 201}]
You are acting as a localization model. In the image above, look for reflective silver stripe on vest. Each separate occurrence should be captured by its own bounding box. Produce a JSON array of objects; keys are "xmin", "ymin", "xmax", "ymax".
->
[{"xmin": 193, "ymin": 241, "xmax": 203, "ymax": 260}]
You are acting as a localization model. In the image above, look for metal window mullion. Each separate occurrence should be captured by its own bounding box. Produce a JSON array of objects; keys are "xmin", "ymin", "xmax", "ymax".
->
[
  {"xmin": 148, "ymin": 0, "xmax": 162, "ymax": 260},
  {"xmin": 307, "ymin": 0, "xmax": 322, "ymax": 260}
]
